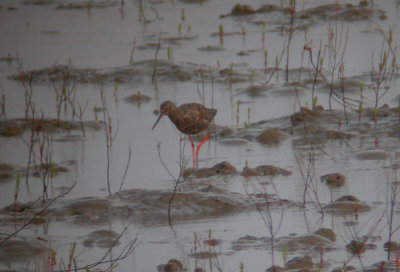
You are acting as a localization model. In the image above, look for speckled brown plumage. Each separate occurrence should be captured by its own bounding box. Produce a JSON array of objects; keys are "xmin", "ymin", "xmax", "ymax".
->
[
  {"xmin": 155, "ymin": 101, "xmax": 217, "ymax": 135},
  {"xmin": 152, "ymin": 100, "xmax": 217, "ymax": 168}
]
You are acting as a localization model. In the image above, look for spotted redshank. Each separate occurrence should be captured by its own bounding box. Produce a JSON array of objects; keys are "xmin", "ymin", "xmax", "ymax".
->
[{"xmin": 152, "ymin": 100, "xmax": 217, "ymax": 168}]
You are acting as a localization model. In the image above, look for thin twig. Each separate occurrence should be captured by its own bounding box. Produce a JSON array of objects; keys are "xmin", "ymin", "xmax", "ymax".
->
[{"xmin": 0, "ymin": 183, "xmax": 76, "ymax": 246}]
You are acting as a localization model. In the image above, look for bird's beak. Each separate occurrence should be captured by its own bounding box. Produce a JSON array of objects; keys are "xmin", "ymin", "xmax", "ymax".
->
[{"xmin": 152, "ymin": 113, "xmax": 165, "ymax": 130}]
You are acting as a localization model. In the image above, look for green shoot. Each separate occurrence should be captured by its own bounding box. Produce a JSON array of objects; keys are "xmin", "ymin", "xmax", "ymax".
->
[
  {"xmin": 167, "ymin": 47, "xmax": 172, "ymax": 60},
  {"xmin": 219, "ymin": 24, "xmax": 224, "ymax": 45},
  {"xmin": 129, "ymin": 38, "xmax": 136, "ymax": 64},
  {"xmin": 262, "ymin": 22, "xmax": 266, "ymax": 48},
  {"xmin": 67, "ymin": 242, "xmax": 77, "ymax": 271},
  {"xmin": 250, "ymin": 70, "xmax": 255, "ymax": 86},
  {"xmin": 178, "ymin": 23, "xmax": 182, "ymax": 36},
  {"xmin": 312, "ymin": 96, "xmax": 318, "ymax": 110}
]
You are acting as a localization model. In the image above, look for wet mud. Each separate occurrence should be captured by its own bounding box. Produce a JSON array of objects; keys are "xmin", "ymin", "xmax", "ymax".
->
[{"xmin": 0, "ymin": 118, "xmax": 101, "ymax": 137}]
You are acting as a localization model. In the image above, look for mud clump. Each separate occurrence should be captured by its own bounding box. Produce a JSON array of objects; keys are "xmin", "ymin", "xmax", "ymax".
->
[
  {"xmin": 242, "ymin": 166, "xmax": 260, "ymax": 177},
  {"xmin": 242, "ymin": 85, "xmax": 269, "ymax": 97},
  {"xmin": 346, "ymin": 240, "xmax": 366, "ymax": 255},
  {"xmin": 222, "ymin": 3, "xmax": 288, "ymax": 17},
  {"xmin": 83, "ymin": 229, "xmax": 120, "ymax": 248},
  {"xmin": 124, "ymin": 93, "xmax": 151, "ymax": 105},
  {"xmin": 2, "ymin": 202, "xmax": 31, "ymax": 214},
  {"xmin": 51, "ymin": 197, "xmax": 112, "ymax": 225},
  {"xmin": 323, "ymin": 195, "xmax": 371, "ymax": 214},
  {"xmin": 355, "ymin": 150, "xmax": 390, "ymax": 160},
  {"xmin": 383, "ymin": 241, "xmax": 399, "ymax": 252},
  {"xmin": 0, "ymin": 118, "xmax": 102, "ymax": 137},
  {"xmin": 256, "ymin": 128, "xmax": 283, "ymax": 145},
  {"xmin": 184, "ymin": 161, "xmax": 291, "ymax": 179},
  {"xmin": 274, "ymin": 229, "xmax": 335, "ymax": 252},
  {"xmin": 204, "ymin": 239, "xmax": 222, "ymax": 246},
  {"xmin": 290, "ymin": 107, "xmax": 322, "ymax": 126},
  {"xmin": 0, "ymin": 237, "xmax": 49, "ymax": 261},
  {"xmin": 231, "ymin": 235, "xmax": 270, "ymax": 251},
  {"xmin": 1, "ymin": 188, "xmax": 258, "ymax": 226},
  {"xmin": 326, "ymin": 130, "xmax": 354, "ymax": 140},
  {"xmin": 1, "ymin": 122, "xmax": 22, "ymax": 137},
  {"xmin": 242, "ymin": 164, "xmax": 291, "ymax": 177},
  {"xmin": 297, "ymin": 2, "xmax": 386, "ymax": 21},
  {"xmin": 157, "ymin": 259, "xmax": 184, "ymax": 272},
  {"xmin": 9, "ymin": 60, "xmax": 214, "ymax": 84},
  {"xmin": 188, "ymin": 251, "xmax": 218, "ymax": 259},
  {"xmin": 320, "ymin": 173, "xmax": 346, "ymax": 187},
  {"xmin": 231, "ymin": 4, "xmax": 256, "ymax": 16},
  {"xmin": 285, "ymin": 255, "xmax": 313, "ymax": 270},
  {"xmin": 0, "ymin": 163, "xmax": 15, "ymax": 182},
  {"xmin": 218, "ymin": 127, "xmax": 233, "ymax": 137},
  {"xmin": 256, "ymin": 4, "xmax": 283, "ymax": 13},
  {"xmin": 56, "ymin": 1, "xmax": 119, "ymax": 9},
  {"xmin": 265, "ymin": 266, "xmax": 284, "ymax": 272},
  {"xmin": 33, "ymin": 163, "xmax": 68, "ymax": 177},
  {"xmin": 198, "ymin": 45, "xmax": 226, "ymax": 52},
  {"xmin": 224, "ymin": 2, "xmax": 385, "ymax": 23},
  {"xmin": 314, "ymin": 228, "xmax": 336, "ymax": 242},
  {"xmin": 184, "ymin": 161, "xmax": 237, "ymax": 178}
]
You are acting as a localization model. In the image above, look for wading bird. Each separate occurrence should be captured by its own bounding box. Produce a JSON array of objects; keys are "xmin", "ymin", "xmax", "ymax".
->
[{"xmin": 152, "ymin": 100, "xmax": 217, "ymax": 168}]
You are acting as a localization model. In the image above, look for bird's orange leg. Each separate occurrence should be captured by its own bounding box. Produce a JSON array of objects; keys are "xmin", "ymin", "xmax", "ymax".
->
[
  {"xmin": 188, "ymin": 135, "xmax": 195, "ymax": 168},
  {"xmin": 195, "ymin": 132, "xmax": 210, "ymax": 168}
]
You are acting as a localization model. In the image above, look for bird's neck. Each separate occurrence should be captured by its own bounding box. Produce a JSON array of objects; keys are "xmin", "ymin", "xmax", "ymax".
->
[{"xmin": 167, "ymin": 107, "xmax": 182, "ymax": 124}]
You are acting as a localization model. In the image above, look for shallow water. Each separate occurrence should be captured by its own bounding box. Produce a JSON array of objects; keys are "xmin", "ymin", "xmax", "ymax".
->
[{"xmin": 1, "ymin": 0, "xmax": 400, "ymax": 271}]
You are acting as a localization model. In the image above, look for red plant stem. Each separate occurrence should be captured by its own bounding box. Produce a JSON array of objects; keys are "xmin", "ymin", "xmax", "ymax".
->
[
  {"xmin": 319, "ymin": 247, "xmax": 324, "ymax": 268},
  {"xmin": 355, "ymin": 206, "xmax": 358, "ymax": 221}
]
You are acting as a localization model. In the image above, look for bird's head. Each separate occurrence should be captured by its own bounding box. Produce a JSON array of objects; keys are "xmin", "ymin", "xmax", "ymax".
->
[
  {"xmin": 152, "ymin": 100, "xmax": 176, "ymax": 130},
  {"xmin": 159, "ymin": 100, "xmax": 175, "ymax": 115}
]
